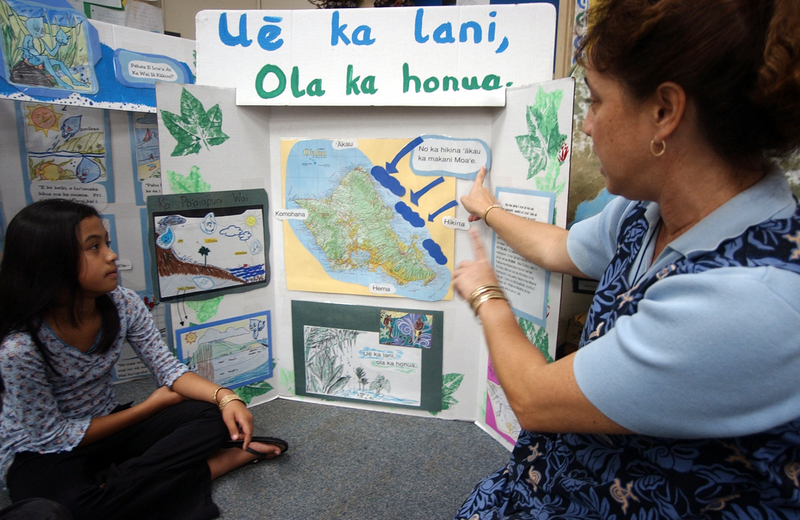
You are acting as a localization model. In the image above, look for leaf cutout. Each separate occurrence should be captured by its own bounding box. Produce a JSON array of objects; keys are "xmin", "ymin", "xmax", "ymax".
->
[
  {"xmin": 166, "ymin": 166, "xmax": 211, "ymax": 194},
  {"xmin": 160, "ymin": 88, "xmax": 229, "ymax": 156}
]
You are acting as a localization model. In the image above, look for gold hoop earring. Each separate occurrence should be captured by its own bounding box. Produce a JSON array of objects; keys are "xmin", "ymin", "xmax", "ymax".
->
[{"xmin": 650, "ymin": 139, "xmax": 666, "ymax": 157}]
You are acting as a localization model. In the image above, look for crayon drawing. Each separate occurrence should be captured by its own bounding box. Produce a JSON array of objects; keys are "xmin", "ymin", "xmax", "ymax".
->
[
  {"xmin": 152, "ymin": 204, "xmax": 267, "ymax": 301},
  {"xmin": 129, "ymin": 112, "xmax": 161, "ymax": 205},
  {"xmin": 16, "ymin": 101, "xmax": 113, "ymax": 204},
  {"xmin": 303, "ymin": 325, "xmax": 422, "ymax": 406},
  {"xmin": 176, "ymin": 311, "xmax": 272, "ymax": 389},
  {"xmin": 0, "ymin": 1, "xmax": 96, "ymax": 95}
]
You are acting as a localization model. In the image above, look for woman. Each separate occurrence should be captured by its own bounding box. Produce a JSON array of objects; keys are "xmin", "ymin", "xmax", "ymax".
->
[
  {"xmin": 453, "ymin": 0, "xmax": 800, "ymax": 517},
  {"xmin": 0, "ymin": 200, "xmax": 287, "ymax": 520}
]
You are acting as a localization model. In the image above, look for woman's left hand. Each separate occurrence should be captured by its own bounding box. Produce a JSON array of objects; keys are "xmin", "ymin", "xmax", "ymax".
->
[
  {"xmin": 221, "ymin": 399, "xmax": 254, "ymax": 451},
  {"xmin": 454, "ymin": 227, "xmax": 502, "ymax": 302}
]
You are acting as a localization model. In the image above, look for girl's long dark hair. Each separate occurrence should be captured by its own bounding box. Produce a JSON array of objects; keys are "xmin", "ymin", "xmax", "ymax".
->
[{"xmin": 0, "ymin": 200, "xmax": 121, "ymax": 385}]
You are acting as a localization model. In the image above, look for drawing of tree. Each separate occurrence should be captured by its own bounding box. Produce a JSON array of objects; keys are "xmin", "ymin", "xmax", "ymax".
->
[
  {"xmin": 198, "ymin": 246, "xmax": 210, "ymax": 266},
  {"xmin": 304, "ymin": 326, "xmax": 359, "ymax": 395},
  {"xmin": 369, "ymin": 374, "xmax": 391, "ymax": 396},
  {"xmin": 355, "ymin": 367, "xmax": 368, "ymax": 390}
]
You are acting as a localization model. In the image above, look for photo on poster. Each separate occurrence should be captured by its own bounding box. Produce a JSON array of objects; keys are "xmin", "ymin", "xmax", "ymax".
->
[
  {"xmin": 15, "ymin": 101, "xmax": 114, "ymax": 204},
  {"xmin": 146, "ymin": 189, "xmax": 269, "ymax": 302},
  {"xmin": 175, "ymin": 311, "xmax": 273, "ymax": 390},
  {"xmin": 129, "ymin": 112, "xmax": 161, "ymax": 205},
  {"xmin": 292, "ymin": 301, "xmax": 443, "ymax": 412}
]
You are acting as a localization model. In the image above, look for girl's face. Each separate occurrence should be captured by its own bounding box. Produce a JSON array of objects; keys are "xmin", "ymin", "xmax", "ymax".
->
[
  {"xmin": 582, "ymin": 66, "xmax": 656, "ymax": 200},
  {"xmin": 77, "ymin": 216, "xmax": 118, "ymax": 298}
]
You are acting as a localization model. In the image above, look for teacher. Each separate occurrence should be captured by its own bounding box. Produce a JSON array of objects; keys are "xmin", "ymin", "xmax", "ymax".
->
[{"xmin": 453, "ymin": 0, "xmax": 800, "ymax": 517}]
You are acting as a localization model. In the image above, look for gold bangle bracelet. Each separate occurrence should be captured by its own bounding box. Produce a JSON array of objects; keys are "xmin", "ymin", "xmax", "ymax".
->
[
  {"xmin": 468, "ymin": 284, "xmax": 503, "ymax": 306},
  {"xmin": 471, "ymin": 292, "xmax": 507, "ymax": 315},
  {"xmin": 218, "ymin": 393, "xmax": 245, "ymax": 410},
  {"xmin": 482, "ymin": 204, "xmax": 502, "ymax": 226},
  {"xmin": 212, "ymin": 386, "xmax": 226, "ymax": 405}
]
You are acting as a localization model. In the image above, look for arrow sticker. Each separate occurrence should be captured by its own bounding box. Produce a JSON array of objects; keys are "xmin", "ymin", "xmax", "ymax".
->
[{"xmin": 410, "ymin": 176, "xmax": 444, "ymax": 206}]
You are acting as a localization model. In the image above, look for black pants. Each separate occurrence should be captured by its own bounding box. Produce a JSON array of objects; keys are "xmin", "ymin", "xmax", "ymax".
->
[{"xmin": 7, "ymin": 401, "xmax": 229, "ymax": 520}]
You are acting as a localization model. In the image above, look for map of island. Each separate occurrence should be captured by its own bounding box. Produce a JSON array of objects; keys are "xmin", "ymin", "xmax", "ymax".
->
[
  {"xmin": 282, "ymin": 138, "xmax": 455, "ymax": 301},
  {"xmin": 295, "ymin": 167, "xmax": 437, "ymax": 287}
]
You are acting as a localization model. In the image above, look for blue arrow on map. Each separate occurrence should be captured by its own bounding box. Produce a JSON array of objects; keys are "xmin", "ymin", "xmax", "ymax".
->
[
  {"xmin": 410, "ymin": 176, "xmax": 444, "ymax": 206},
  {"xmin": 385, "ymin": 136, "xmax": 424, "ymax": 174},
  {"xmin": 428, "ymin": 200, "xmax": 459, "ymax": 222}
]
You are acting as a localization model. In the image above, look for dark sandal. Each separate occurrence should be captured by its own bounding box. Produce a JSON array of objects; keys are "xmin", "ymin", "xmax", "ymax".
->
[{"xmin": 223, "ymin": 436, "xmax": 289, "ymax": 463}]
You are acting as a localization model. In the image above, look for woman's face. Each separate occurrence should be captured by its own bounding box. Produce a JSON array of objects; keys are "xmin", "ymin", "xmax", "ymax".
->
[{"xmin": 582, "ymin": 66, "xmax": 655, "ymax": 199}]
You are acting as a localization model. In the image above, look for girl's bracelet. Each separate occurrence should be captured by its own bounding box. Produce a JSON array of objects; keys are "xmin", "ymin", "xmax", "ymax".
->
[
  {"xmin": 218, "ymin": 393, "xmax": 245, "ymax": 410},
  {"xmin": 212, "ymin": 386, "xmax": 227, "ymax": 405},
  {"xmin": 482, "ymin": 204, "xmax": 502, "ymax": 226}
]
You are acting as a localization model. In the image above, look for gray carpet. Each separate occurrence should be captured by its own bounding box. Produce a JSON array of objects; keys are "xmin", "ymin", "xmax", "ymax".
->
[{"xmin": 1, "ymin": 377, "xmax": 511, "ymax": 519}]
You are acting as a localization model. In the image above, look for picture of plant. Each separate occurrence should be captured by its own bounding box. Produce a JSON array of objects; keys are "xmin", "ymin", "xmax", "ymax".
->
[{"xmin": 160, "ymin": 87, "xmax": 230, "ymax": 156}]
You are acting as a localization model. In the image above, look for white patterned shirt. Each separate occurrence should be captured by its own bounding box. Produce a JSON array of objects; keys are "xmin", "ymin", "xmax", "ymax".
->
[{"xmin": 0, "ymin": 286, "xmax": 188, "ymax": 483}]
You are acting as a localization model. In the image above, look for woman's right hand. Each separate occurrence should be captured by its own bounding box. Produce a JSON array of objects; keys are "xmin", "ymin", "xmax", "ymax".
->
[{"xmin": 461, "ymin": 167, "xmax": 500, "ymax": 222}]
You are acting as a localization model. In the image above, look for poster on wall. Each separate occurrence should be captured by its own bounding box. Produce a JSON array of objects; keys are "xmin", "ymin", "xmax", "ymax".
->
[
  {"xmin": 15, "ymin": 101, "xmax": 114, "ymax": 204},
  {"xmin": 146, "ymin": 189, "xmax": 269, "ymax": 302},
  {"xmin": 175, "ymin": 310, "xmax": 273, "ymax": 390},
  {"xmin": 129, "ymin": 111, "xmax": 161, "ymax": 205},
  {"xmin": 281, "ymin": 136, "xmax": 489, "ymax": 302},
  {"xmin": 292, "ymin": 300, "xmax": 443, "ymax": 412}
]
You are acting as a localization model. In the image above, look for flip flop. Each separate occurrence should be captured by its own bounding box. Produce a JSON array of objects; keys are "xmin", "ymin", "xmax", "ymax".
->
[{"xmin": 223, "ymin": 436, "xmax": 289, "ymax": 463}]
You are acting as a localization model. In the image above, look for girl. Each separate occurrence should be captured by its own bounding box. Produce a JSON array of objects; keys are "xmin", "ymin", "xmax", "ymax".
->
[{"xmin": 0, "ymin": 199, "xmax": 287, "ymax": 520}]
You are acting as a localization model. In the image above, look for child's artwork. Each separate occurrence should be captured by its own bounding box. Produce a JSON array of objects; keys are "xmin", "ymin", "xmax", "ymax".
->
[
  {"xmin": 292, "ymin": 301, "xmax": 443, "ymax": 412},
  {"xmin": 129, "ymin": 112, "xmax": 161, "ymax": 205},
  {"xmin": 175, "ymin": 311, "xmax": 273, "ymax": 389},
  {"xmin": 146, "ymin": 189, "xmax": 269, "ymax": 302},
  {"xmin": 485, "ymin": 359, "xmax": 520, "ymax": 447},
  {"xmin": 15, "ymin": 101, "xmax": 114, "ymax": 204},
  {"xmin": 281, "ymin": 137, "xmax": 489, "ymax": 302},
  {"xmin": 0, "ymin": 0, "xmax": 98, "ymax": 97}
]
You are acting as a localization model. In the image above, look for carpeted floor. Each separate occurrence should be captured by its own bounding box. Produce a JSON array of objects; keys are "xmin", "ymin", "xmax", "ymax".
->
[{"xmin": 0, "ymin": 377, "xmax": 511, "ymax": 519}]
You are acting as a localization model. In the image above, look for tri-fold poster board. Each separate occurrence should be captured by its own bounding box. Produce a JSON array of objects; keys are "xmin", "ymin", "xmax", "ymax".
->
[{"xmin": 0, "ymin": 1, "xmax": 574, "ymax": 450}]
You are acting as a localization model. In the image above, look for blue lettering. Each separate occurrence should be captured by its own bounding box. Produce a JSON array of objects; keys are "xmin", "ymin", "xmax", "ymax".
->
[
  {"xmin": 351, "ymin": 25, "xmax": 376, "ymax": 46},
  {"xmin": 331, "ymin": 11, "xmax": 351, "ymax": 46},
  {"xmin": 459, "ymin": 21, "xmax": 481, "ymax": 43},
  {"xmin": 218, "ymin": 13, "xmax": 252, "ymax": 47},
  {"xmin": 433, "ymin": 23, "xmax": 455, "ymax": 44},
  {"xmin": 257, "ymin": 16, "xmax": 284, "ymax": 51},
  {"xmin": 414, "ymin": 9, "xmax": 429, "ymax": 43}
]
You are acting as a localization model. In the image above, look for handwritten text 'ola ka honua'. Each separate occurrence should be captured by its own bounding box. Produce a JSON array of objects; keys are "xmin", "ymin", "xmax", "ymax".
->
[{"xmin": 216, "ymin": 9, "xmax": 514, "ymax": 100}]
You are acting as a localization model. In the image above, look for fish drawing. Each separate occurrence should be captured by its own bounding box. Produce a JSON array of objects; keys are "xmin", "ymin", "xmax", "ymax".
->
[
  {"xmin": 75, "ymin": 157, "xmax": 101, "ymax": 183},
  {"xmin": 61, "ymin": 115, "xmax": 81, "ymax": 139}
]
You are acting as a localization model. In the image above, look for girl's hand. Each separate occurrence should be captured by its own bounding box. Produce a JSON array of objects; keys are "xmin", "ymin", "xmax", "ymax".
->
[
  {"xmin": 460, "ymin": 167, "xmax": 499, "ymax": 222},
  {"xmin": 221, "ymin": 399, "xmax": 254, "ymax": 451},
  {"xmin": 453, "ymin": 227, "xmax": 501, "ymax": 301}
]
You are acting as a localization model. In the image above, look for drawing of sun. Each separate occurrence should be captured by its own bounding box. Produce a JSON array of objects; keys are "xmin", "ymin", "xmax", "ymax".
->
[
  {"xmin": 25, "ymin": 104, "xmax": 62, "ymax": 136},
  {"xmin": 184, "ymin": 331, "xmax": 198, "ymax": 344},
  {"xmin": 240, "ymin": 210, "xmax": 262, "ymax": 231}
]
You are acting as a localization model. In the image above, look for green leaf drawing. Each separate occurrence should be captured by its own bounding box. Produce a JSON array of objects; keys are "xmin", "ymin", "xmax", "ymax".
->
[
  {"xmin": 280, "ymin": 368, "xmax": 295, "ymax": 395},
  {"xmin": 185, "ymin": 296, "xmax": 223, "ymax": 324},
  {"xmin": 160, "ymin": 87, "xmax": 229, "ymax": 156},
  {"xmin": 516, "ymin": 86, "xmax": 568, "ymax": 198},
  {"xmin": 166, "ymin": 166, "xmax": 211, "ymax": 193},
  {"xmin": 519, "ymin": 317, "xmax": 553, "ymax": 363},
  {"xmin": 235, "ymin": 381, "xmax": 274, "ymax": 404},
  {"xmin": 431, "ymin": 372, "xmax": 465, "ymax": 416}
]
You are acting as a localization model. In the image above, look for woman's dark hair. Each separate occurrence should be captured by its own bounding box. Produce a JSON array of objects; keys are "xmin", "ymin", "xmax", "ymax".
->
[
  {"xmin": 577, "ymin": 0, "xmax": 800, "ymax": 170},
  {"xmin": 0, "ymin": 200, "xmax": 121, "ymax": 375}
]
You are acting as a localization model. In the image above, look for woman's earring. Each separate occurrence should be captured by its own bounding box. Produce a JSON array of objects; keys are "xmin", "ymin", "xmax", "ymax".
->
[{"xmin": 650, "ymin": 139, "xmax": 666, "ymax": 157}]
